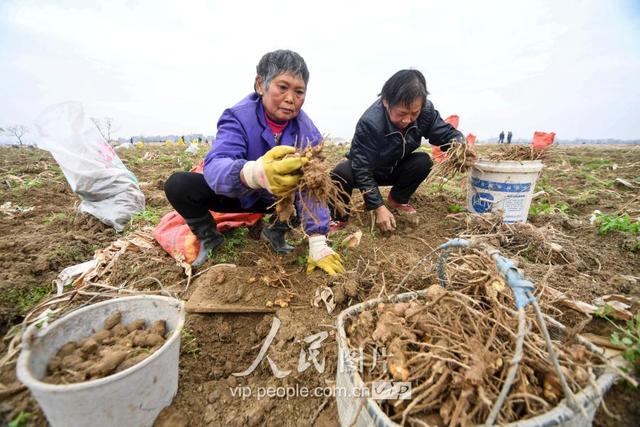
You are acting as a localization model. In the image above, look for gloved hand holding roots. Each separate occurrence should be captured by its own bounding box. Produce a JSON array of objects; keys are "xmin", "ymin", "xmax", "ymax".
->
[
  {"xmin": 241, "ymin": 145, "xmax": 309, "ymax": 196},
  {"xmin": 273, "ymin": 143, "xmax": 350, "ymax": 224}
]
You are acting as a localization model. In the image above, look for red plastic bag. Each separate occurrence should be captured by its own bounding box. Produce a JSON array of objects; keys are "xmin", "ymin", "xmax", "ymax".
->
[
  {"xmin": 532, "ymin": 131, "xmax": 555, "ymax": 150},
  {"xmin": 153, "ymin": 211, "xmax": 263, "ymax": 264},
  {"xmin": 153, "ymin": 160, "xmax": 263, "ymax": 263},
  {"xmin": 431, "ymin": 145, "xmax": 446, "ymax": 164},
  {"xmin": 445, "ymin": 115, "xmax": 460, "ymax": 129},
  {"xmin": 192, "ymin": 160, "xmax": 205, "ymax": 174}
]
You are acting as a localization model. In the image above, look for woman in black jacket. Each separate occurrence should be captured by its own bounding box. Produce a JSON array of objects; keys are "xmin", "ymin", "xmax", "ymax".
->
[{"xmin": 330, "ymin": 69, "xmax": 474, "ymax": 232}]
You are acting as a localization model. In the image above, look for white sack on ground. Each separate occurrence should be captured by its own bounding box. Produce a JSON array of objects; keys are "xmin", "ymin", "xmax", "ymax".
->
[
  {"xmin": 35, "ymin": 102, "xmax": 145, "ymax": 231},
  {"xmin": 185, "ymin": 142, "xmax": 199, "ymax": 154}
]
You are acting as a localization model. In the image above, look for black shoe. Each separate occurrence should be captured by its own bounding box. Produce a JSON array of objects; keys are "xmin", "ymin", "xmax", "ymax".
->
[
  {"xmin": 261, "ymin": 221, "xmax": 294, "ymax": 254},
  {"xmin": 185, "ymin": 214, "xmax": 225, "ymax": 268}
]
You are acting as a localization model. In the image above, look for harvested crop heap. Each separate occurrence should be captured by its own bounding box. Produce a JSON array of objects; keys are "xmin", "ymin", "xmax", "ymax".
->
[
  {"xmin": 275, "ymin": 143, "xmax": 349, "ymax": 224},
  {"xmin": 44, "ymin": 312, "xmax": 168, "ymax": 384},
  {"xmin": 484, "ymin": 145, "xmax": 552, "ymax": 161},
  {"xmin": 346, "ymin": 246, "xmax": 606, "ymax": 426},
  {"xmin": 460, "ymin": 212, "xmax": 582, "ymax": 265}
]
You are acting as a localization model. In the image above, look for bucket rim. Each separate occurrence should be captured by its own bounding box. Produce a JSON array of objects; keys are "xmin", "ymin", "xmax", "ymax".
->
[
  {"xmin": 473, "ymin": 158, "xmax": 544, "ymax": 174},
  {"xmin": 476, "ymin": 159, "xmax": 543, "ymax": 165},
  {"xmin": 16, "ymin": 295, "xmax": 185, "ymax": 392}
]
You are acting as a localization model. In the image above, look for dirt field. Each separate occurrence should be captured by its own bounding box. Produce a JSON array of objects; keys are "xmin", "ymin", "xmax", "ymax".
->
[{"xmin": 0, "ymin": 143, "xmax": 638, "ymax": 426}]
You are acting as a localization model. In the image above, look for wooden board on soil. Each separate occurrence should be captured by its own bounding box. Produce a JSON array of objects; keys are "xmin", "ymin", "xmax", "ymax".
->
[{"xmin": 186, "ymin": 264, "xmax": 280, "ymax": 313}]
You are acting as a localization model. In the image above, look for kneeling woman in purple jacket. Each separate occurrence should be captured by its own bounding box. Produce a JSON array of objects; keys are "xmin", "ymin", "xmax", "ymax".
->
[{"xmin": 164, "ymin": 49, "xmax": 344, "ymax": 275}]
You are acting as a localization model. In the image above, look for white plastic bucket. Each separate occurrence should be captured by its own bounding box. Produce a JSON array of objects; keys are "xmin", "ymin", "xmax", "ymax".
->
[
  {"xmin": 467, "ymin": 159, "xmax": 544, "ymax": 223},
  {"xmin": 17, "ymin": 295, "xmax": 185, "ymax": 427}
]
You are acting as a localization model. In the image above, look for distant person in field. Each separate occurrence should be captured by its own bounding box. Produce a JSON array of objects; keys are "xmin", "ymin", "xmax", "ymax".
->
[
  {"xmin": 329, "ymin": 69, "xmax": 476, "ymax": 233},
  {"xmin": 507, "ymin": 131, "xmax": 513, "ymax": 144},
  {"xmin": 499, "ymin": 131, "xmax": 505, "ymax": 144},
  {"xmin": 164, "ymin": 49, "xmax": 344, "ymax": 275}
]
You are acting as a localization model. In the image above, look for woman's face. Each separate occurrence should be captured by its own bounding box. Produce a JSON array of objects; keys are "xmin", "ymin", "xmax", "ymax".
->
[
  {"xmin": 256, "ymin": 72, "xmax": 306, "ymax": 122},
  {"xmin": 383, "ymin": 98, "xmax": 422, "ymax": 131}
]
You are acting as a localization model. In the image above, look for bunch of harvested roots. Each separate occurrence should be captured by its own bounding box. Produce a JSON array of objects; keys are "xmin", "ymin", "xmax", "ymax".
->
[
  {"xmin": 458, "ymin": 212, "xmax": 596, "ymax": 265},
  {"xmin": 485, "ymin": 145, "xmax": 553, "ymax": 161},
  {"xmin": 426, "ymin": 140, "xmax": 476, "ymax": 184},
  {"xmin": 274, "ymin": 143, "xmax": 350, "ymax": 224},
  {"xmin": 346, "ymin": 247, "xmax": 606, "ymax": 426}
]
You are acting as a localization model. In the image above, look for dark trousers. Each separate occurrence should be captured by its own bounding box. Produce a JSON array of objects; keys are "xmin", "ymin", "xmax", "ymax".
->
[
  {"xmin": 164, "ymin": 172, "xmax": 272, "ymax": 220},
  {"xmin": 330, "ymin": 151, "xmax": 432, "ymax": 221}
]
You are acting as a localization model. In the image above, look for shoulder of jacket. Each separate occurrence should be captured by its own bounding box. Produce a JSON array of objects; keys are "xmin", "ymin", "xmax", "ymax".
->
[
  {"xmin": 226, "ymin": 93, "xmax": 260, "ymax": 116},
  {"xmin": 423, "ymin": 99, "xmax": 436, "ymax": 115},
  {"xmin": 358, "ymin": 100, "xmax": 386, "ymax": 132},
  {"xmin": 417, "ymin": 100, "xmax": 437, "ymax": 126}
]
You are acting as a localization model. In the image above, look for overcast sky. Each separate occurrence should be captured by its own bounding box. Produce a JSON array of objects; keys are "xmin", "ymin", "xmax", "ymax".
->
[{"xmin": 1, "ymin": 0, "xmax": 639, "ymax": 143}]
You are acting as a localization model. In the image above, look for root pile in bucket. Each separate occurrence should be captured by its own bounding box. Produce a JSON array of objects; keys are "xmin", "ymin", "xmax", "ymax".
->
[
  {"xmin": 44, "ymin": 311, "xmax": 168, "ymax": 384},
  {"xmin": 485, "ymin": 145, "xmax": 552, "ymax": 161},
  {"xmin": 426, "ymin": 140, "xmax": 475, "ymax": 184},
  {"xmin": 274, "ymin": 143, "xmax": 350, "ymax": 223},
  {"xmin": 345, "ymin": 247, "xmax": 605, "ymax": 426}
]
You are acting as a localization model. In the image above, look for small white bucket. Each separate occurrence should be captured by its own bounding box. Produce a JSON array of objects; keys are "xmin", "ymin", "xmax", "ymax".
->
[
  {"xmin": 17, "ymin": 295, "xmax": 185, "ymax": 427},
  {"xmin": 467, "ymin": 159, "xmax": 544, "ymax": 223}
]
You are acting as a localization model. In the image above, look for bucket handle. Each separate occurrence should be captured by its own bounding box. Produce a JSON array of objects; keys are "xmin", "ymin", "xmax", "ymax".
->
[{"xmin": 437, "ymin": 238, "xmax": 533, "ymax": 308}]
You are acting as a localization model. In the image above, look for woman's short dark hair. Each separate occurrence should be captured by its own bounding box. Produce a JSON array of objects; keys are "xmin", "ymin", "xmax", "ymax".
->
[
  {"xmin": 379, "ymin": 69, "xmax": 429, "ymax": 108},
  {"xmin": 255, "ymin": 49, "xmax": 309, "ymax": 91}
]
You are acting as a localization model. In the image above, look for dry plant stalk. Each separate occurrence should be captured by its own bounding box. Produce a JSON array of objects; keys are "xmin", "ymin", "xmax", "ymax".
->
[
  {"xmin": 346, "ymin": 247, "xmax": 606, "ymax": 426},
  {"xmin": 274, "ymin": 143, "xmax": 350, "ymax": 224},
  {"xmin": 485, "ymin": 145, "xmax": 553, "ymax": 161},
  {"xmin": 426, "ymin": 140, "xmax": 474, "ymax": 185},
  {"xmin": 253, "ymin": 253, "xmax": 296, "ymax": 290}
]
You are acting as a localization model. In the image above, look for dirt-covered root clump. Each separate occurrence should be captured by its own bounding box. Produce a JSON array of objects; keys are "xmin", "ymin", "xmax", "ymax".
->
[
  {"xmin": 274, "ymin": 143, "xmax": 350, "ymax": 223},
  {"xmin": 458, "ymin": 212, "xmax": 590, "ymax": 265},
  {"xmin": 345, "ymin": 247, "xmax": 606, "ymax": 426},
  {"xmin": 484, "ymin": 144, "xmax": 554, "ymax": 161},
  {"xmin": 426, "ymin": 140, "xmax": 476, "ymax": 185},
  {"xmin": 44, "ymin": 311, "xmax": 169, "ymax": 384}
]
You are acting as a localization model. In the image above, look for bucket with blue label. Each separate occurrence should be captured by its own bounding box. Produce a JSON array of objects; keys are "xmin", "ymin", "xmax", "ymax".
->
[{"xmin": 467, "ymin": 159, "xmax": 544, "ymax": 223}]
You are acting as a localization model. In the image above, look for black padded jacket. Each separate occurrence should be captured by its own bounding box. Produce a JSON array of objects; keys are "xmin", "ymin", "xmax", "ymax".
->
[{"xmin": 347, "ymin": 98, "xmax": 464, "ymax": 210}]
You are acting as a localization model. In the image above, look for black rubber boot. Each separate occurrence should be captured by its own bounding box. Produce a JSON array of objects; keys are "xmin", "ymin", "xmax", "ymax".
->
[
  {"xmin": 260, "ymin": 220, "xmax": 294, "ymax": 254},
  {"xmin": 185, "ymin": 214, "xmax": 225, "ymax": 268}
]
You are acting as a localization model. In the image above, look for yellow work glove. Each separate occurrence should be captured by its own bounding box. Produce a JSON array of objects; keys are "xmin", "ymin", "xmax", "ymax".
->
[
  {"xmin": 241, "ymin": 145, "xmax": 308, "ymax": 196},
  {"xmin": 306, "ymin": 235, "xmax": 345, "ymax": 276}
]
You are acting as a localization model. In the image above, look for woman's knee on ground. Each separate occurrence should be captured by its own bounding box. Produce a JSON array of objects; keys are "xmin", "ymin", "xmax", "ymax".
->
[
  {"xmin": 164, "ymin": 172, "xmax": 197, "ymax": 206},
  {"xmin": 407, "ymin": 151, "xmax": 432, "ymax": 178}
]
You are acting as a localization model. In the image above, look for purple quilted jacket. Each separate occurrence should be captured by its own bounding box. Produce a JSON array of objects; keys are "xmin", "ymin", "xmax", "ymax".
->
[{"xmin": 203, "ymin": 93, "xmax": 328, "ymax": 235}]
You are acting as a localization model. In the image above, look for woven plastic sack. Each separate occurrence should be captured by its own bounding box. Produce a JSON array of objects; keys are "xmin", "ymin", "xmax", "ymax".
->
[
  {"xmin": 532, "ymin": 131, "xmax": 556, "ymax": 150},
  {"xmin": 153, "ymin": 211, "xmax": 262, "ymax": 264},
  {"xmin": 466, "ymin": 133, "xmax": 477, "ymax": 145},
  {"xmin": 35, "ymin": 102, "xmax": 145, "ymax": 231}
]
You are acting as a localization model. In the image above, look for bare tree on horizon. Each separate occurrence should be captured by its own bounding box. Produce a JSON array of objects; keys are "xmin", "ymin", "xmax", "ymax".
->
[
  {"xmin": 90, "ymin": 117, "xmax": 116, "ymax": 144},
  {"xmin": 2, "ymin": 125, "xmax": 29, "ymax": 145}
]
